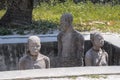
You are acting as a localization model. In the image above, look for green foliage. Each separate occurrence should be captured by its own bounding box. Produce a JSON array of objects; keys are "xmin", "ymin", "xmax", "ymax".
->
[
  {"xmin": 33, "ymin": 1, "xmax": 120, "ymax": 33},
  {"xmin": 0, "ymin": 1, "xmax": 120, "ymax": 35},
  {"xmin": 0, "ymin": 28, "xmax": 12, "ymax": 35},
  {"xmin": 85, "ymin": 75, "xmax": 107, "ymax": 79},
  {"xmin": 0, "ymin": 10, "xmax": 6, "ymax": 18},
  {"xmin": 68, "ymin": 76, "xmax": 77, "ymax": 80},
  {"xmin": 4, "ymin": 20, "xmax": 58, "ymax": 35},
  {"xmin": 30, "ymin": 20, "xmax": 58, "ymax": 34}
]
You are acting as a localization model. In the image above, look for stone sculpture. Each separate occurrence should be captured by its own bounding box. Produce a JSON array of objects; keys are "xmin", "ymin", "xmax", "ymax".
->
[
  {"xmin": 85, "ymin": 32, "xmax": 108, "ymax": 66},
  {"xmin": 18, "ymin": 36, "xmax": 50, "ymax": 70},
  {"xmin": 57, "ymin": 13, "xmax": 84, "ymax": 67}
]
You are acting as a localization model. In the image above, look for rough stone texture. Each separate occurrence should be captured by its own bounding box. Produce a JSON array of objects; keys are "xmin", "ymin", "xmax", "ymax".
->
[
  {"xmin": 0, "ymin": 40, "xmax": 119, "ymax": 71},
  {"xmin": 57, "ymin": 13, "xmax": 84, "ymax": 67},
  {"xmin": 0, "ymin": 43, "xmax": 26, "ymax": 70},
  {"xmin": 85, "ymin": 32, "xmax": 108, "ymax": 66},
  {"xmin": 18, "ymin": 36, "xmax": 50, "ymax": 70},
  {"xmin": 0, "ymin": 55, "xmax": 7, "ymax": 71},
  {"xmin": 0, "ymin": 34, "xmax": 120, "ymax": 71},
  {"xmin": 84, "ymin": 40, "xmax": 117, "ymax": 66},
  {"xmin": 0, "ymin": 66, "xmax": 120, "ymax": 80},
  {"xmin": 0, "ymin": 42, "xmax": 58, "ymax": 71}
]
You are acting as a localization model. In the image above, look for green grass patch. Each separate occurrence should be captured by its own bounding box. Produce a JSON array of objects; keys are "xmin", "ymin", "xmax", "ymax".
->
[
  {"xmin": 33, "ymin": 1, "xmax": 120, "ymax": 33},
  {"xmin": 0, "ymin": 10, "xmax": 6, "ymax": 19},
  {"xmin": 84, "ymin": 74, "xmax": 107, "ymax": 79},
  {"xmin": 0, "ymin": 27, "xmax": 12, "ymax": 35}
]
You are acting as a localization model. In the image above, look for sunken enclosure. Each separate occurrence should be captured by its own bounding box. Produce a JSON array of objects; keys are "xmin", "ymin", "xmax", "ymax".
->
[{"xmin": 0, "ymin": 33, "xmax": 120, "ymax": 71}]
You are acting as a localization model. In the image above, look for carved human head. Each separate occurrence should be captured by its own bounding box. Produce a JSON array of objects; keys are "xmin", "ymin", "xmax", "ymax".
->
[
  {"xmin": 28, "ymin": 36, "xmax": 41, "ymax": 56},
  {"xmin": 60, "ymin": 13, "xmax": 73, "ymax": 31},
  {"xmin": 90, "ymin": 32, "xmax": 104, "ymax": 48}
]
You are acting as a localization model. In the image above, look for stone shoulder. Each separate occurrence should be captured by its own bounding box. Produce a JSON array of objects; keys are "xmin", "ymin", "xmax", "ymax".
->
[
  {"xmin": 57, "ymin": 31, "xmax": 64, "ymax": 39},
  {"xmin": 73, "ymin": 30, "xmax": 84, "ymax": 40},
  {"xmin": 103, "ymin": 50, "xmax": 108, "ymax": 57},
  {"xmin": 57, "ymin": 30, "xmax": 84, "ymax": 41},
  {"xmin": 40, "ymin": 54, "xmax": 50, "ymax": 61},
  {"xmin": 85, "ymin": 48, "xmax": 93, "ymax": 58},
  {"xmin": 19, "ymin": 55, "xmax": 28, "ymax": 63}
]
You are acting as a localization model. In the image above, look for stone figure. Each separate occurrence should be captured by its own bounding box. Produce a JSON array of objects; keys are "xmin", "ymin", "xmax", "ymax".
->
[
  {"xmin": 18, "ymin": 36, "xmax": 50, "ymax": 70},
  {"xmin": 57, "ymin": 13, "xmax": 84, "ymax": 67},
  {"xmin": 85, "ymin": 32, "xmax": 108, "ymax": 66}
]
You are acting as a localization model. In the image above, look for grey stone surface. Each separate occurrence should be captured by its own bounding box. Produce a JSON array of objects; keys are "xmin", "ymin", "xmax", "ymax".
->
[
  {"xmin": 31, "ymin": 75, "xmax": 120, "ymax": 80},
  {"xmin": 57, "ymin": 13, "xmax": 84, "ymax": 67},
  {"xmin": 18, "ymin": 36, "xmax": 50, "ymax": 70},
  {"xmin": 103, "ymin": 34, "xmax": 120, "ymax": 48},
  {"xmin": 0, "ymin": 66, "xmax": 119, "ymax": 80},
  {"xmin": 0, "ymin": 33, "xmax": 120, "ymax": 70},
  {"xmin": 0, "ymin": 34, "xmax": 58, "ymax": 44},
  {"xmin": 0, "ymin": 33, "xmax": 119, "ymax": 46},
  {"xmin": 85, "ymin": 32, "xmax": 108, "ymax": 66}
]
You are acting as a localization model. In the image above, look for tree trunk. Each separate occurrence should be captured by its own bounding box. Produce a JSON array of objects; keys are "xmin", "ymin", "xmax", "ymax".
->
[
  {"xmin": 0, "ymin": 0, "xmax": 6, "ymax": 10},
  {"xmin": 0, "ymin": 0, "xmax": 33, "ymax": 26}
]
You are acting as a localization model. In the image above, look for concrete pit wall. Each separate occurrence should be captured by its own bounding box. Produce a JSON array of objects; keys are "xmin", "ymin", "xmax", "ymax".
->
[{"xmin": 0, "ymin": 40, "xmax": 120, "ymax": 71}]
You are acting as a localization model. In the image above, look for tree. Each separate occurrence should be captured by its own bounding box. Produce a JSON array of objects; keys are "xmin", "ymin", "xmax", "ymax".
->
[
  {"xmin": 0, "ymin": 0, "xmax": 6, "ymax": 10},
  {"xmin": 0, "ymin": 0, "xmax": 33, "ymax": 26}
]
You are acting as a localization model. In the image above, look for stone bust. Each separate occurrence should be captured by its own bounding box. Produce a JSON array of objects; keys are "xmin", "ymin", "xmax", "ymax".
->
[
  {"xmin": 18, "ymin": 36, "xmax": 50, "ymax": 70},
  {"xmin": 57, "ymin": 13, "xmax": 84, "ymax": 67},
  {"xmin": 85, "ymin": 32, "xmax": 108, "ymax": 66}
]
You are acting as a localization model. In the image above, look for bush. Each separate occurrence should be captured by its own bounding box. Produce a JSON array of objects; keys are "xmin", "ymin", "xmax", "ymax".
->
[{"xmin": 0, "ymin": 28, "xmax": 12, "ymax": 35}]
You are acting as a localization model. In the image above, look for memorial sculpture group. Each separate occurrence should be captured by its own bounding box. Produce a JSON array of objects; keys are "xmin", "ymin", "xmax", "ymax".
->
[{"xmin": 0, "ymin": 13, "xmax": 109, "ymax": 71}]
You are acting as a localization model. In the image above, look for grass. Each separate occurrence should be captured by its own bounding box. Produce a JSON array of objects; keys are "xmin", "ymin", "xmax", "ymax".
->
[
  {"xmin": 0, "ymin": 10, "xmax": 5, "ymax": 18},
  {"xmin": 0, "ymin": 1, "xmax": 120, "ymax": 35},
  {"xmin": 33, "ymin": 1, "xmax": 120, "ymax": 33},
  {"xmin": 84, "ymin": 75, "xmax": 107, "ymax": 79}
]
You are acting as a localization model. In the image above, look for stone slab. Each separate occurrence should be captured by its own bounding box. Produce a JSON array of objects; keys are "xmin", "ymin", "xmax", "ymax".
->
[
  {"xmin": 0, "ymin": 34, "xmax": 58, "ymax": 44},
  {"xmin": 103, "ymin": 34, "xmax": 120, "ymax": 48},
  {"xmin": 0, "ymin": 66, "xmax": 120, "ymax": 80},
  {"xmin": 0, "ymin": 33, "xmax": 120, "ymax": 47}
]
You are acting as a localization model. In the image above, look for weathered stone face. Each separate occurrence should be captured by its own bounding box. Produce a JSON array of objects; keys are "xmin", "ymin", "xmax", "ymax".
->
[
  {"xmin": 58, "ymin": 13, "xmax": 84, "ymax": 67},
  {"xmin": 28, "ymin": 36, "xmax": 41, "ymax": 56},
  {"xmin": 91, "ymin": 32, "xmax": 104, "ymax": 48},
  {"xmin": 94, "ymin": 35, "xmax": 104, "ymax": 48},
  {"xmin": 60, "ymin": 13, "xmax": 73, "ymax": 32}
]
